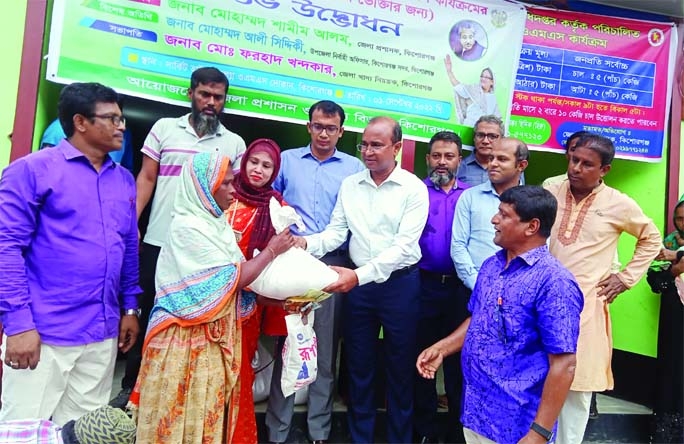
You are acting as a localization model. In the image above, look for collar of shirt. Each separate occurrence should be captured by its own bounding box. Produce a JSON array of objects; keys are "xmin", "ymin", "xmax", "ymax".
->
[
  {"xmin": 301, "ymin": 145, "xmax": 343, "ymax": 163},
  {"xmin": 480, "ymin": 180, "xmax": 498, "ymax": 196},
  {"xmin": 480, "ymin": 179, "xmax": 524, "ymax": 197},
  {"xmin": 359, "ymin": 163, "xmax": 409, "ymax": 187},
  {"xmin": 464, "ymin": 152, "xmax": 486, "ymax": 169},
  {"xmin": 568, "ymin": 179, "xmax": 606, "ymax": 197},
  {"xmin": 57, "ymin": 140, "xmax": 116, "ymax": 170},
  {"xmin": 423, "ymin": 176, "xmax": 468, "ymax": 193},
  {"xmin": 176, "ymin": 113, "xmax": 226, "ymax": 138},
  {"xmin": 495, "ymin": 244, "xmax": 549, "ymax": 270}
]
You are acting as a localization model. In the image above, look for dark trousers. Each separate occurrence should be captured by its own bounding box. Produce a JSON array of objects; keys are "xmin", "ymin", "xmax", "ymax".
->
[
  {"xmin": 121, "ymin": 243, "xmax": 160, "ymax": 389},
  {"xmin": 343, "ymin": 268, "xmax": 420, "ymax": 443},
  {"xmin": 413, "ymin": 272, "xmax": 470, "ymax": 443}
]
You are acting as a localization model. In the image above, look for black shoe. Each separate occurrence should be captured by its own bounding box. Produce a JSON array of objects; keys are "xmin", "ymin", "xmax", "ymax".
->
[
  {"xmin": 416, "ymin": 436, "xmax": 439, "ymax": 444},
  {"xmin": 109, "ymin": 387, "xmax": 133, "ymax": 410}
]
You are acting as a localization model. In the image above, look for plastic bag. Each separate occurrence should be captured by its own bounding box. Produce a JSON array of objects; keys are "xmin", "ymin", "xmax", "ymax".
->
[
  {"xmin": 249, "ymin": 198, "xmax": 338, "ymax": 300},
  {"xmin": 252, "ymin": 340, "xmax": 274, "ymax": 403},
  {"xmin": 281, "ymin": 312, "xmax": 318, "ymax": 397}
]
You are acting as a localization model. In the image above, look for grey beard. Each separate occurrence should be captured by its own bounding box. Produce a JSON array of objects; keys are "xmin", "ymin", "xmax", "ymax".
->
[
  {"xmin": 192, "ymin": 110, "xmax": 220, "ymax": 136},
  {"xmin": 428, "ymin": 168, "xmax": 455, "ymax": 187}
]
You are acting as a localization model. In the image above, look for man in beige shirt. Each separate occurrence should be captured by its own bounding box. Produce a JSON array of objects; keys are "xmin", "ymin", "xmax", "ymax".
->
[{"xmin": 545, "ymin": 134, "xmax": 661, "ymax": 444}]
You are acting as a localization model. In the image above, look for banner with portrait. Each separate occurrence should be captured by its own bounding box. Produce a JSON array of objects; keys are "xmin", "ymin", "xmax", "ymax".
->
[{"xmin": 46, "ymin": 0, "xmax": 528, "ymax": 142}]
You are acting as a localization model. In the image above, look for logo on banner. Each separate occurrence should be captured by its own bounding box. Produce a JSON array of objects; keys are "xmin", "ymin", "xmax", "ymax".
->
[{"xmin": 647, "ymin": 29, "xmax": 665, "ymax": 47}]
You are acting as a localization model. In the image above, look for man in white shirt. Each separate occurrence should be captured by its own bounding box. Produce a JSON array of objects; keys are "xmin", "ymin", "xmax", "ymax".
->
[
  {"xmin": 299, "ymin": 116, "xmax": 429, "ymax": 443},
  {"xmin": 109, "ymin": 67, "xmax": 246, "ymax": 407}
]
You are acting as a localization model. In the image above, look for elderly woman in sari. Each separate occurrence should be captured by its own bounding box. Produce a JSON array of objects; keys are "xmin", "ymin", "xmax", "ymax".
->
[
  {"xmin": 444, "ymin": 54, "xmax": 500, "ymax": 126},
  {"xmin": 129, "ymin": 152, "xmax": 295, "ymax": 443}
]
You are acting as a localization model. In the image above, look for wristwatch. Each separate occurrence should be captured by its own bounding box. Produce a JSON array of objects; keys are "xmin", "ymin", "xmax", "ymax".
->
[
  {"xmin": 124, "ymin": 308, "xmax": 141, "ymax": 317},
  {"xmin": 530, "ymin": 422, "xmax": 553, "ymax": 441}
]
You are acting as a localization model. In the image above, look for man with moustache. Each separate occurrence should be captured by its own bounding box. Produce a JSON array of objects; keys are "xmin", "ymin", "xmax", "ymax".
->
[
  {"xmin": 456, "ymin": 115, "xmax": 503, "ymax": 186},
  {"xmin": 266, "ymin": 100, "xmax": 364, "ymax": 444},
  {"xmin": 542, "ymin": 130, "xmax": 602, "ymax": 421},
  {"xmin": 414, "ymin": 131, "xmax": 470, "ymax": 444},
  {"xmin": 298, "ymin": 117, "xmax": 429, "ymax": 443},
  {"xmin": 544, "ymin": 134, "xmax": 660, "ymax": 444},
  {"xmin": 0, "ymin": 83, "xmax": 140, "ymax": 423},
  {"xmin": 451, "ymin": 137, "xmax": 529, "ymax": 292},
  {"xmin": 542, "ymin": 130, "xmax": 590, "ymax": 187},
  {"xmin": 109, "ymin": 67, "xmax": 246, "ymax": 408}
]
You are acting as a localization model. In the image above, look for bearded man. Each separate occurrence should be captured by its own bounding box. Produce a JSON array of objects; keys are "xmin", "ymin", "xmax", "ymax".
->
[
  {"xmin": 413, "ymin": 131, "xmax": 470, "ymax": 444},
  {"xmin": 109, "ymin": 67, "xmax": 246, "ymax": 407}
]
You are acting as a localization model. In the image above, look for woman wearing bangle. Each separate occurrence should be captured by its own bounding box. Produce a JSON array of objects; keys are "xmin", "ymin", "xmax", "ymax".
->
[
  {"xmin": 130, "ymin": 152, "xmax": 294, "ymax": 443},
  {"xmin": 227, "ymin": 138, "xmax": 304, "ymax": 444}
]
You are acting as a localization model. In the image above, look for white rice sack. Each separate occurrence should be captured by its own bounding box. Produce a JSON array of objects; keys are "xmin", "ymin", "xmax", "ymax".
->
[
  {"xmin": 248, "ymin": 198, "xmax": 338, "ymax": 299},
  {"xmin": 249, "ymin": 247, "xmax": 338, "ymax": 299}
]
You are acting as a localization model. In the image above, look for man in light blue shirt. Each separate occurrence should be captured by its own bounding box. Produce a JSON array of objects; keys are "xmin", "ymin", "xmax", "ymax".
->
[
  {"xmin": 267, "ymin": 100, "xmax": 364, "ymax": 444},
  {"xmin": 451, "ymin": 137, "xmax": 529, "ymax": 290}
]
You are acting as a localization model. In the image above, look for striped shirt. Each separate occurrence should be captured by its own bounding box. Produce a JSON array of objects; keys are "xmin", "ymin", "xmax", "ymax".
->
[{"xmin": 141, "ymin": 113, "xmax": 246, "ymax": 246}]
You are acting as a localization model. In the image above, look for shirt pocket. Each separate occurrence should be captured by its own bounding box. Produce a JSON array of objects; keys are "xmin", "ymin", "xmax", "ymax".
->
[
  {"xmin": 499, "ymin": 302, "xmax": 532, "ymax": 345},
  {"xmin": 108, "ymin": 197, "xmax": 133, "ymax": 236}
]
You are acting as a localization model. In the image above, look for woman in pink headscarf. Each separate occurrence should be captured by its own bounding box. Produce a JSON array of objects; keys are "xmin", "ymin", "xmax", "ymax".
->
[{"xmin": 228, "ymin": 138, "xmax": 301, "ymax": 444}]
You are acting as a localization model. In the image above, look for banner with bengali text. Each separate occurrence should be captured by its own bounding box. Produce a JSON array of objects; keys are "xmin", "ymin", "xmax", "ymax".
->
[
  {"xmin": 509, "ymin": 7, "xmax": 677, "ymax": 162},
  {"xmin": 46, "ymin": 0, "xmax": 527, "ymax": 143}
]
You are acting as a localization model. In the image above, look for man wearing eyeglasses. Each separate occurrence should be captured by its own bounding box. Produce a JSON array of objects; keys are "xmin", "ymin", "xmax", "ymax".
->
[
  {"xmin": 266, "ymin": 100, "xmax": 364, "ymax": 444},
  {"xmin": 0, "ymin": 83, "xmax": 141, "ymax": 424},
  {"xmin": 299, "ymin": 116, "xmax": 429, "ymax": 443},
  {"xmin": 418, "ymin": 186, "xmax": 583, "ymax": 444},
  {"xmin": 451, "ymin": 137, "xmax": 529, "ymax": 292},
  {"xmin": 413, "ymin": 131, "xmax": 470, "ymax": 444},
  {"xmin": 38, "ymin": 117, "xmax": 135, "ymax": 172},
  {"xmin": 456, "ymin": 115, "xmax": 503, "ymax": 186},
  {"xmin": 110, "ymin": 67, "xmax": 246, "ymax": 409}
]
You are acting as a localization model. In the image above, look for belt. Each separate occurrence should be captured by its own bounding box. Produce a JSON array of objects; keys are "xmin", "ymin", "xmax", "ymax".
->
[
  {"xmin": 323, "ymin": 249, "xmax": 348, "ymax": 258},
  {"xmin": 388, "ymin": 264, "xmax": 417, "ymax": 280},
  {"xmin": 419, "ymin": 269, "xmax": 458, "ymax": 284}
]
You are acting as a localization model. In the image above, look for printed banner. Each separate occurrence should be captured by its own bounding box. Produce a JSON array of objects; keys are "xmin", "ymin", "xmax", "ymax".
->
[
  {"xmin": 46, "ymin": 0, "xmax": 527, "ymax": 142},
  {"xmin": 509, "ymin": 7, "xmax": 677, "ymax": 162}
]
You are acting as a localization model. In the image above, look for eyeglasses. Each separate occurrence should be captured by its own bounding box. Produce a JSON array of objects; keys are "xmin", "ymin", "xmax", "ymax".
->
[
  {"xmin": 474, "ymin": 132, "xmax": 500, "ymax": 141},
  {"xmin": 480, "ymin": 75, "xmax": 493, "ymax": 80},
  {"xmin": 356, "ymin": 143, "xmax": 391, "ymax": 153},
  {"xmin": 310, "ymin": 123, "xmax": 340, "ymax": 135},
  {"xmin": 91, "ymin": 114, "xmax": 126, "ymax": 126}
]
